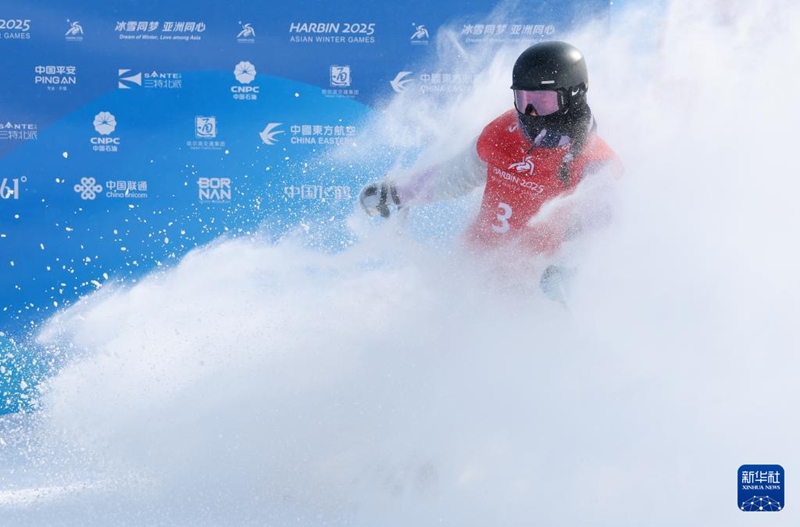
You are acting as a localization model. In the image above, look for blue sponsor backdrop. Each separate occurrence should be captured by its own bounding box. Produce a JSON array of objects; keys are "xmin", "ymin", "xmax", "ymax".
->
[{"xmin": 0, "ymin": 0, "xmax": 612, "ymax": 413}]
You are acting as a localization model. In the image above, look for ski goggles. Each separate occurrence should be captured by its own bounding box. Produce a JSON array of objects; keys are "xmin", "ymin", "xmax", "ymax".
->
[{"xmin": 513, "ymin": 89, "xmax": 561, "ymax": 116}]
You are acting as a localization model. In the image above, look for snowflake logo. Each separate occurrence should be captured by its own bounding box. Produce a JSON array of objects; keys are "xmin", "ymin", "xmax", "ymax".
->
[
  {"xmin": 74, "ymin": 177, "xmax": 103, "ymax": 200},
  {"xmin": 93, "ymin": 111, "xmax": 117, "ymax": 135},
  {"xmin": 234, "ymin": 61, "xmax": 256, "ymax": 84}
]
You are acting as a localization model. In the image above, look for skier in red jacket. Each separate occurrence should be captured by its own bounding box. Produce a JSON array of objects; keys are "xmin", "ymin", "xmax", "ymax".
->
[{"xmin": 360, "ymin": 41, "xmax": 622, "ymax": 296}]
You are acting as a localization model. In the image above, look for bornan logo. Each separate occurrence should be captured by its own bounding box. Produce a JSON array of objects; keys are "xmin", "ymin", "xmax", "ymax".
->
[
  {"xmin": 259, "ymin": 123, "xmax": 284, "ymax": 145},
  {"xmin": 197, "ymin": 177, "xmax": 231, "ymax": 203},
  {"xmin": 234, "ymin": 61, "xmax": 256, "ymax": 84},
  {"xmin": 509, "ymin": 156, "xmax": 535, "ymax": 176}
]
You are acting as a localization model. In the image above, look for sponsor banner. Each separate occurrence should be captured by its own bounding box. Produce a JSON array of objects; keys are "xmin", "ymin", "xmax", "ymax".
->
[{"xmin": 0, "ymin": 0, "xmax": 605, "ymax": 415}]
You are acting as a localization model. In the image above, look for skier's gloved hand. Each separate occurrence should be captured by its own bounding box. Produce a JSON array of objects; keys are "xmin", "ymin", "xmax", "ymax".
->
[{"xmin": 359, "ymin": 180, "xmax": 401, "ymax": 218}]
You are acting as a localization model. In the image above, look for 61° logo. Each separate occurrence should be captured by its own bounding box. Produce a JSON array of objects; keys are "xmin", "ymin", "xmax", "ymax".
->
[{"xmin": 0, "ymin": 176, "xmax": 26, "ymax": 200}]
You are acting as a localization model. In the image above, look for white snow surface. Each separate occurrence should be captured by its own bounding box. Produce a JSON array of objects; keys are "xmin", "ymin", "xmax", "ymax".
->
[{"xmin": 3, "ymin": 0, "xmax": 800, "ymax": 525}]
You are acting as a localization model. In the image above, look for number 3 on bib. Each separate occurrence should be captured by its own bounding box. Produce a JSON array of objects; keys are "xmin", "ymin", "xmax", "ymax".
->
[{"xmin": 492, "ymin": 202, "xmax": 512, "ymax": 233}]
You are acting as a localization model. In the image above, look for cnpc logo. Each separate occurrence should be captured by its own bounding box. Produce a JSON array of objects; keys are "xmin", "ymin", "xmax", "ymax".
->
[
  {"xmin": 90, "ymin": 137, "xmax": 121, "ymax": 145},
  {"xmin": 231, "ymin": 86, "xmax": 259, "ymax": 94}
]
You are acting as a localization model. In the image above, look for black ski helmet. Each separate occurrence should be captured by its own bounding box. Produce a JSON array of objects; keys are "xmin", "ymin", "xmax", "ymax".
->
[
  {"xmin": 511, "ymin": 40, "xmax": 588, "ymax": 95},
  {"xmin": 511, "ymin": 41, "xmax": 591, "ymax": 145}
]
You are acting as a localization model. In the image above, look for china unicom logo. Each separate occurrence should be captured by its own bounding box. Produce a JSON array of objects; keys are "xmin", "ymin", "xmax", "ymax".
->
[
  {"xmin": 93, "ymin": 111, "xmax": 116, "ymax": 135},
  {"xmin": 74, "ymin": 177, "xmax": 103, "ymax": 200},
  {"xmin": 234, "ymin": 61, "xmax": 256, "ymax": 84}
]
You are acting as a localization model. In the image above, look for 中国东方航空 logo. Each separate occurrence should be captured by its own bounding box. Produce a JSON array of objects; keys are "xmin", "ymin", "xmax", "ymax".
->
[
  {"xmin": 738, "ymin": 464, "xmax": 784, "ymax": 512},
  {"xmin": 259, "ymin": 123, "xmax": 284, "ymax": 146},
  {"xmin": 389, "ymin": 70, "xmax": 472, "ymax": 95}
]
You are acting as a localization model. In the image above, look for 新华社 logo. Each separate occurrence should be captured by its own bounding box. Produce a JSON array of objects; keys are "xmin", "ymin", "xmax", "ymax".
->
[{"xmin": 739, "ymin": 464, "xmax": 784, "ymax": 512}]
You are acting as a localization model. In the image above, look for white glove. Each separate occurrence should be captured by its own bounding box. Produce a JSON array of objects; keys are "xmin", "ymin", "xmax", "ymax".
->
[{"xmin": 359, "ymin": 181, "xmax": 401, "ymax": 218}]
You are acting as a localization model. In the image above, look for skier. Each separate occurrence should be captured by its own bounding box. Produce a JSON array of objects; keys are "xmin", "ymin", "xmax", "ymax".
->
[{"xmin": 359, "ymin": 41, "xmax": 623, "ymax": 267}]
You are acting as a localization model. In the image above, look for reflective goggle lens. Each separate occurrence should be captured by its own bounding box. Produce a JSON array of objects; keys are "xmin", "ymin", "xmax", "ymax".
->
[{"xmin": 513, "ymin": 90, "xmax": 561, "ymax": 116}]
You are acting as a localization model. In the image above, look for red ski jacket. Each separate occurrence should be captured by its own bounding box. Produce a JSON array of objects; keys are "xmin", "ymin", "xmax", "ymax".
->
[{"xmin": 468, "ymin": 109, "xmax": 622, "ymax": 254}]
